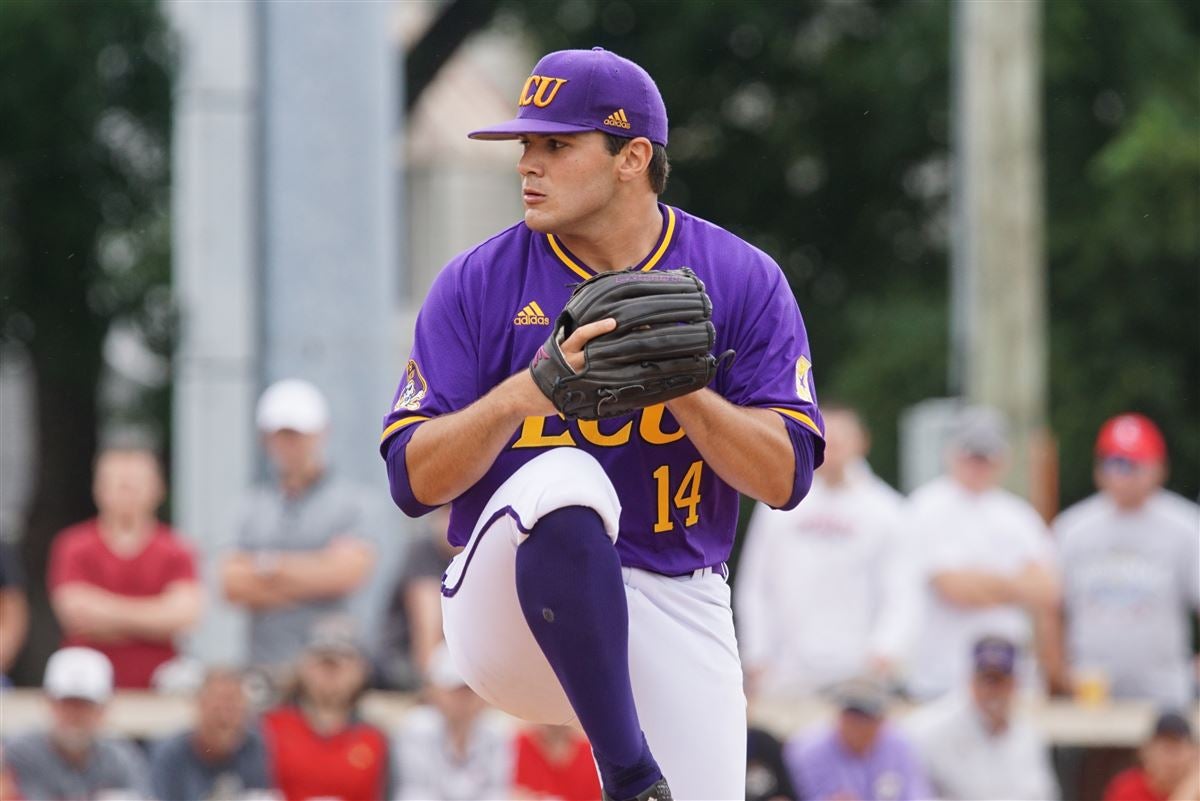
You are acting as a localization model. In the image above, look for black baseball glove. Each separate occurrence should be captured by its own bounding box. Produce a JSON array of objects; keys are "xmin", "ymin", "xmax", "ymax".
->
[{"xmin": 530, "ymin": 267, "xmax": 732, "ymax": 420}]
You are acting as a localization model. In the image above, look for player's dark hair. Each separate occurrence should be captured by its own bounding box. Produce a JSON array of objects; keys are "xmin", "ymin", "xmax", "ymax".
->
[{"xmin": 603, "ymin": 133, "xmax": 670, "ymax": 195}]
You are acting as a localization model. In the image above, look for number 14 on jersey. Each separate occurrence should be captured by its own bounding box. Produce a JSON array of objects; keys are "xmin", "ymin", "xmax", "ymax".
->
[{"xmin": 652, "ymin": 460, "xmax": 703, "ymax": 533}]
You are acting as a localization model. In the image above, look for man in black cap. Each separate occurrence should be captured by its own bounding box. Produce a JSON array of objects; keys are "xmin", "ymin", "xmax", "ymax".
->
[
  {"xmin": 906, "ymin": 635, "xmax": 1059, "ymax": 800},
  {"xmin": 1103, "ymin": 711, "xmax": 1199, "ymax": 801}
]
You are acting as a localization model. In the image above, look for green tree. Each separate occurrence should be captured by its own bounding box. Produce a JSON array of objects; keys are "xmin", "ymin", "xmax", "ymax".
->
[
  {"xmin": 0, "ymin": 0, "xmax": 172, "ymax": 681},
  {"xmin": 1043, "ymin": 0, "xmax": 1200, "ymax": 505}
]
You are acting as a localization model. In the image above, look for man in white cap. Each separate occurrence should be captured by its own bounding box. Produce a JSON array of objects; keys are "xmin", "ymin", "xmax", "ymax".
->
[
  {"xmin": 393, "ymin": 642, "xmax": 513, "ymax": 799},
  {"xmin": 4, "ymin": 647, "xmax": 151, "ymax": 800},
  {"xmin": 901, "ymin": 406, "xmax": 1059, "ymax": 700},
  {"xmin": 221, "ymin": 379, "xmax": 376, "ymax": 670}
]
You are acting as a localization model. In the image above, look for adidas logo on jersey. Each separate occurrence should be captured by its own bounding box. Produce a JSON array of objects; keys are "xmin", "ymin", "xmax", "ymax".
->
[
  {"xmin": 514, "ymin": 301, "xmax": 550, "ymax": 326},
  {"xmin": 602, "ymin": 109, "xmax": 631, "ymax": 129}
]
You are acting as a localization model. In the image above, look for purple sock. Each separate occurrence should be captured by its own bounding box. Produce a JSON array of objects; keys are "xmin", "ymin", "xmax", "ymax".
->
[{"xmin": 515, "ymin": 506, "xmax": 662, "ymax": 799}]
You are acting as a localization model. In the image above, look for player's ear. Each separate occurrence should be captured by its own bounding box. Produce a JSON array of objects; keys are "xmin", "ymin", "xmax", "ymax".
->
[{"xmin": 614, "ymin": 137, "xmax": 653, "ymax": 185}]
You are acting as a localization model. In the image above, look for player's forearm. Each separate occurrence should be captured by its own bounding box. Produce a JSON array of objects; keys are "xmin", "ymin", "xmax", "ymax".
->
[
  {"xmin": 666, "ymin": 390, "xmax": 796, "ymax": 507},
  {"xmin": 405, "ymin": 371, "xmax": 551, "ymax": 506}
]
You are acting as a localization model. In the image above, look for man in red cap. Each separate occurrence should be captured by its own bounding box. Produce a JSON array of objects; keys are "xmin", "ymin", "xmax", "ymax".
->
[{"xmin": 1051, "ymin": 414, "xmax": 1200, "ymax": 707}]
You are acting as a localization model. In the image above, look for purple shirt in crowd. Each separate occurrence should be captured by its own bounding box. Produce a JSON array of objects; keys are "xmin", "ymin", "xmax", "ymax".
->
[
  {"xmin": 784, "ymin": 723, "xmax": 932, "ymax": 801},
  {"xmin": 381, "ymin": 204, "xmax": 824, "ymax": 576}
]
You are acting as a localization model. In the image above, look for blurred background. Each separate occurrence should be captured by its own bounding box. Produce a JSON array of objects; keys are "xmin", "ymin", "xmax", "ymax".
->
[{"xmin": 0, "ymin": 1, "xmax": 1197, "ymax": 799}]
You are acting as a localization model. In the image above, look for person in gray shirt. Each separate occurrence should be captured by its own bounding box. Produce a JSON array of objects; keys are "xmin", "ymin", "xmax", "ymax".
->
[
  {"xmin": 149, "ymin": 667, "xmax": 272, "ymax": 801},
  {"xmin": 5, "ymin": 647, "xmax": 151, "ymax": 800},
  {"xmin": 221, "ymin": 379, "xmax": 376, "ymax": 672},
  {"xmin": 1051, "ymin": 413, "xmax": 1200, "ymax": 707}
]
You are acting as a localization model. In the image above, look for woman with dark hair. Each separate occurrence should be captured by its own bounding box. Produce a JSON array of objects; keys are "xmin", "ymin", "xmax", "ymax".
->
[{"xmin": 262, "ymin": 617, "xmax": 390, "ymax": 800}]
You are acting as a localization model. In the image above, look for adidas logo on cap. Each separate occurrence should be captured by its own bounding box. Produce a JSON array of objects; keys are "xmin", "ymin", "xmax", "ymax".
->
[
  {"xmin": 603, "ymin": 109, "xmax": 631, "ymax": 129},
  {"xmin": 514, "ymin": 301, "xmax": 550, "ymax": 326}
]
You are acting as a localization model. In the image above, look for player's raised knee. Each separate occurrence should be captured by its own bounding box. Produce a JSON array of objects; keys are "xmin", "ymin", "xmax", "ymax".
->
[{"xmin": 502, "ymin": 449, "xmax": 621, "ymax": 543}]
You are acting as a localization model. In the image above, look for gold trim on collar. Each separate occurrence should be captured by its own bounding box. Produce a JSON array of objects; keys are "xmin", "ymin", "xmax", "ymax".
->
[{"xmin": 546, "ymin": 206, "xmax": 677, "ymax": 278}]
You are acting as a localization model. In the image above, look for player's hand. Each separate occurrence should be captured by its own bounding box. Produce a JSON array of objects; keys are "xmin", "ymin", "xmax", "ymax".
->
[{"xmin": 559, "ymin": 317, "xmax": 617, "ymax": 372}]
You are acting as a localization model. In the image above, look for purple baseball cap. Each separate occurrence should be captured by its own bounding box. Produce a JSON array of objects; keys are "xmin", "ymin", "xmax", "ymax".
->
[
  {"xmin": 973, "ymin": 635, "xmax": 1017, "ymax": 675},
  {"xmin": 469, "ymin": 47, "xmax": 668, "ymax": 147}
]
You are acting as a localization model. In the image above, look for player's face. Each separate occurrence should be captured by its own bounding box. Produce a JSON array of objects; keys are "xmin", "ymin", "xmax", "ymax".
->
[
  {"xmin": 1094, "ymin": 457, "xmax": 1163, "ymax": 510},
  {"xmin": 516, "ymin": 132, "xmax": 620, "ymax": 234}
]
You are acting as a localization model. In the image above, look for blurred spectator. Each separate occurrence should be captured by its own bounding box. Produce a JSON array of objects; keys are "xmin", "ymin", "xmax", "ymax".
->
[
  {"xmin": 783, "ymin": 677, "xmax": 930, "ymax": 801},
  {"xmin": 48, "ymin": 448, "xmax": 202, "ymax": 689},
  {"xmin": 746, "ymin": 726, "xmax": 797, "ymax": 801},
  {"xmin": 377, "ymin": 506, "xmax": 456, "ymax": 690},
  {"xmin": 149, "ymin": 666, "xmax": 272, "ymax": 801},
  {"xmin": 4, "ymin": 647, "xmax": 150, "ymax": 800},
  {"xmin": 0, "ymin": 542, "xmax": 28, "ymax": 684},
  {"xmin": 1051, "ymin": 414, "xmax": 1200, "ymax": 707},
  {"xmin": 903, "ymin": 407, "xmax": 1059, "ymax": 700},
  {"xmin": 222, "ymin": 379, "xmax": 375, "ymax": 673},
  {"xmin": 393, "ymin": 642, "xmax": 512, "ymax": 799},
  {"xmin": 511, "ymin": 724, "xmax": 601, "ymax": 800},
  {"xmin": 261, "ymin": 617, "xmax": 390, "ymax": 800},
  {"xmin": 1104, "ymin": 711, "xmax": 1200, "ymax": 801},
  {"xmin": 738, "ymin": 405, "xmax": 914, "ymax": 697},
  {"xmin": 906, "ymin": 636, "xmax": 1060, "ymax": 800},
  {"xmin": 0, "ymin": 748, "xmax": 18, "ymax": 801}
]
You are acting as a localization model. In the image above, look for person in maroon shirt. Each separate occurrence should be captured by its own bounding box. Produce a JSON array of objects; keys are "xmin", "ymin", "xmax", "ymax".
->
[
  {"xmin": 1104, "ymin": 712, "xmax": 1199, "ymax": 801},
  {"xmin": 512, "ymin": 724, "xmax": 602, "ymax": 800},
  {"xmin": 48, "ymin": 447, "xmax": 202, "ymax": 688}
]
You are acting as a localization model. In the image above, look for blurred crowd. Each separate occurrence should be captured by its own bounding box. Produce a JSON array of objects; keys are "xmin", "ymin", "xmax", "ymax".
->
[
  {"xmin": 0, "ymin": 379, "xmax": 1196, "ymax": 800},
  {"xmin": 737, "ymin": 405, "xmax": 1199, "ymax": 801}
]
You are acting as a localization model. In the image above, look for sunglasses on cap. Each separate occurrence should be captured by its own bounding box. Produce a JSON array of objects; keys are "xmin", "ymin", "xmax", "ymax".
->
[{"xmin": 1098, "ymin": 456, "xmax": 1148, "ymax": 475}]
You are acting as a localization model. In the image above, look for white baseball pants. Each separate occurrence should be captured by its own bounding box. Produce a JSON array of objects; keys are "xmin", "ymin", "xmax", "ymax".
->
[{"xmin": 440, "ymin": 448, "xmax": 747, "ymax": 800}]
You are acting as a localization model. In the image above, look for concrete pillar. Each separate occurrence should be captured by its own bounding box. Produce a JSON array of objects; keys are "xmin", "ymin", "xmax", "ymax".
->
[
  {"xmin": 171, "ymin": 0, "xmax": 401, "ymax": 662},
  {"xmin": 951, "ymin": 0, "xmax": 1047, "ymax": 498},
  {"xmin": 169, "ymin": 0, "xmax": 260, "ymax": 663}
]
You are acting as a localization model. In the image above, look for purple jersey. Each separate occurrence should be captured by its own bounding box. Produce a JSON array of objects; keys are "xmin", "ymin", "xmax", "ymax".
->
[{"xmin": 381, "ymin": 204, "xmax": 824, "ymax": 576}]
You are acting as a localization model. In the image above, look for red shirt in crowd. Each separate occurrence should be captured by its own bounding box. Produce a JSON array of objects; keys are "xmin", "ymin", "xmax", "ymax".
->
[
  {"xmin": 1104, "ymin": 768, "xmax": 1167, "ymax": 801},
  {"xmin": 513, "ymin": 729, "xmax": 602, "ymax": 800},
  {"xmin": 48, "ymin": 518, "xmax": 197, "ymax": 689},
  {"xmin": 262, "ymin": 706, "xmax": 390, "ymax": 801}
]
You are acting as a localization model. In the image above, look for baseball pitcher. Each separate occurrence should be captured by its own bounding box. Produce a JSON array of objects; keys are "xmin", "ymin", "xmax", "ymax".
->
[{"xmin": 381, "ymin": 47, "xmax": 825, "ymax": 801}]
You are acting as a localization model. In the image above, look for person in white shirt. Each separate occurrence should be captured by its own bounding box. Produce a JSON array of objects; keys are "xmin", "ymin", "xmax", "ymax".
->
[
  {"xmin": 1050, "ymin": 413, "xmax": 1200, "ymax": 707},
  {"xmin": 902, "ymin": 406, "xmax": 1059, "ymax": 701},
  {"xmin": 392, "ymin": 642, "xmax": 513, "ymax": 800},
  {"xmin": 737, "ymin": 404, "xmax": 916, "ymax": 698},
  {"xmin": 906, "ymin": 635, "xmax": 1060, "ymax": 800}
]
